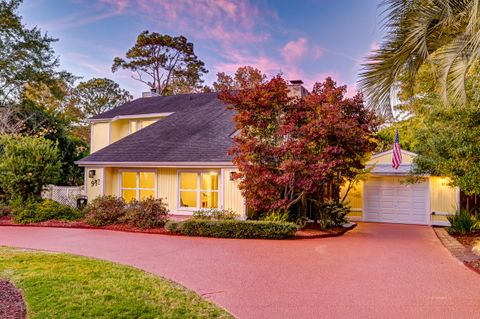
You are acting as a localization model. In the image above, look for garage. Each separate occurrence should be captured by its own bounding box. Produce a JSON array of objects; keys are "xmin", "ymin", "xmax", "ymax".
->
[{"xmin": 363, "ymin": 176, "xmax": 429, "ymax": 225}]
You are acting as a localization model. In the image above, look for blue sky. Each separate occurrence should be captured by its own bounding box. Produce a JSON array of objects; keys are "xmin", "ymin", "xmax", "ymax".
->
[{"xmin": 20, "ymin": 0, "xmax": 385, "ymax": 98}]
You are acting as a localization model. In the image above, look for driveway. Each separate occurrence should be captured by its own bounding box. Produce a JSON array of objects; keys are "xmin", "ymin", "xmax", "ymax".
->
[{"xmin": 0, "ymin": 223, "xmax": 479, "ymax": 319}]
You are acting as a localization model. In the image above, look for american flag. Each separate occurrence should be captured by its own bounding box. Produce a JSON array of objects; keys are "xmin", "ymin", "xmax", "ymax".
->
[{"xmin": 392, "ymin": 128, "xmax": 402, "ymax": 169}]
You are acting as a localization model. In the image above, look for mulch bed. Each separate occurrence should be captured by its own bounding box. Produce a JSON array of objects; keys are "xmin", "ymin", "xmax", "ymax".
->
[
  {"xmin": 295, "ymin": 222, "xmax": 356, "ymax": 239},
  {"xmin": 0, "ymin": 215, "xmax": 355, "ymax": 239},
  {"xmin": 0, "ymin": 215, "xmax": 171, "ymax": 235},
  {"xmin": 0, "ymin": 280, "xmax": 27, "ymax": 319},
  {"xmin": 451, "ymin": 232, "xmax": 480, "ymax": 249}
]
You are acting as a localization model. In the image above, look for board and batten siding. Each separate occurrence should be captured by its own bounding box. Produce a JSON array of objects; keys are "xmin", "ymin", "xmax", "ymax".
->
[
  {"xmin": 222, "ymin": 168, "xmax": 245, "ymax": 217},
  {"xmin": 90, "ymin": 123, "xmax": 109, "ymax": 153},
  {"xmin": 110, "ymin": 120, "xmax": 129, "ymax": 144},
  {"xmin": 157, "ymin": 168, "xmax": 177, "ymax": 212}
]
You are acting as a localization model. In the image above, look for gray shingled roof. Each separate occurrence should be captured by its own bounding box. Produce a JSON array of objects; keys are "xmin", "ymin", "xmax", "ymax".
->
[{"xmin": 77, "ymin": 92, "xmax": 237, "ymax": 164}]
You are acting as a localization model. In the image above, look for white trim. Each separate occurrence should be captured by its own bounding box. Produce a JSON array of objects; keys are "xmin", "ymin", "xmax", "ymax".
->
[
  {"xmin": 107, "ymin": 122, "xmax": 111, "ymax": 145},
  {"xmin": 89, "ymin": 123, "xmax": 94, "ymax": 154},
  {"xmin": 77, "ymin": 161, "xmax": 235, "ymax": 168},
  {"xmin": 176, "ymin": 170, "xmax": 221, "ymax": 211},
  {"xmin": 361, "ymin": 179, "xmax": 366, "ymax": 222},
  {"xmin": 219, "ymin": 169, "xmax": 225, "ymax": 209},
  {"xmin": 426, "ymin": 176, "xmax": 431, "ymax": 225},
  {"xmin": 456, "ymin": 187, "xmax": 461, "ymax": 213},
  {"xmin": 101, "ymin": 168, "xmax": 106, "ymax": 196},
  {"xmin": 88, "ymin": 112, "xmax": 174, "ymax": 123},
  {"xmin": 371, "ymin": 149, "xmax": 418, "ymax": 159},
  {"xmin": 431, "ymin": 211, "xmax": 455, "ymax": 216}
]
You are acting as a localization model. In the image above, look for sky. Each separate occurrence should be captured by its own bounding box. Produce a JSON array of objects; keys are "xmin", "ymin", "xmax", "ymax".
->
[{"xmin": 19, "ymin": 0, "xmax": 385, "ymax": 98}]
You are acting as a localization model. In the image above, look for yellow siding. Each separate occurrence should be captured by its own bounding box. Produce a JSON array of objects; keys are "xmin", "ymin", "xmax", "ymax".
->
[
  {"xmin": 157, "ymin": 168, "xmax": 177, "ymax": 212},
  {"xmin": 85, "ymin": 167, "xmax": 104, "ymax": 200},
  {"xmin": 341, "ymin": 181, "xmax": 363, "ymax": 219},
  {"xmin": 110, "ymin": 120, "xmax": 130, "ymax": 143},
  {"xmin": 104, "ymin": 167, "xmax": 119, "ymax": 197},
  {"xmin": 223, "ymin": 168, "xmax": 245, "ymax": 217},
  {"xmin": 430, "ymin": 176, "xmax": 458, "ymax": 214},
  {"xmin": 91, "ymin": 123, "xmax": 109, "ymax": 153},
  {"xmin": 370, "ymin": 151, "xmax": 415, "ymax": 165}
]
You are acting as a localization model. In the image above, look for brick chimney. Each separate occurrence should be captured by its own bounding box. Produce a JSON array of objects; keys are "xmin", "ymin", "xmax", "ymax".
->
[{"xmin": 287, "ymin": 80, "xmax": 308, "ymax": 98}]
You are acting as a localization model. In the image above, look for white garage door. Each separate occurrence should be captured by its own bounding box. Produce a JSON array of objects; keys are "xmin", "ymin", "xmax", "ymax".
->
[{"xmin": 364, "ymin": 176, "xmax": 429, "ymax": 225}]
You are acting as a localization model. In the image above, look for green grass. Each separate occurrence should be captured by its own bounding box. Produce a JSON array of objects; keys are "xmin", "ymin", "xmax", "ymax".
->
[{"xmin": 0, "ymin": 247, "xmax": 233, "ymax": 319}]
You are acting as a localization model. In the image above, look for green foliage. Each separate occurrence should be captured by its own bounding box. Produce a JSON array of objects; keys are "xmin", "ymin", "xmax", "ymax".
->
[
  {"xmin": 0, "ymin": 0, "xmax": 73, "ymax": 106},
  {"xmin": 261, "ymin": 209, "xmax": 290, "ymax": 223},
  {"xmin": 12, "ymin": 199, "xmax": 83, "ymax": 224},
  {"xmin": 447, "ymin": 209, "xmax": 480, "ymax": 235},
  {"xmin": 84, "ymin": 195, "xmax": 126, "ymax": 227},
  {"xmin": 359, "ymin": 0, "xmax": 480, "ymax": 116},
  {"xmin": 315, "ymin": 201, "xmax": 350, "ymax": 229},
  {"xmin": 121, "ymin": 197, "xmax": 169, "ymax": 228},
  {"xmin": 0, "ymin": 135, "xmax": 61, "ymax": 202},
  {"xmin": 375, "ymin": 119, "xmax": 419, "ymax": 152},
  {"xmin": 166, "ymin": 219, "xmax": 298, "ymax": 239},
  {"xmin": 192, "ymin": 208, "xmax": 239, "ymax": 220},
  {"xmin": 0, "ymin": 247, "xmax": 233, "ymax": 318},
  {"xmin": 71, "ymin": 77, "xmax": 132, "ymax": 119},
  {"xmin": 112, "ymin": 30, "xmax": 208, "ymax": 95}
]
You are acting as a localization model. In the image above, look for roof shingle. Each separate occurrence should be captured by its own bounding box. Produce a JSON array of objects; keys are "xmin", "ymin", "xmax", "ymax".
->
[{"xmin": 78, "ymin": 92, "xmax": 236, "ymax": 164}]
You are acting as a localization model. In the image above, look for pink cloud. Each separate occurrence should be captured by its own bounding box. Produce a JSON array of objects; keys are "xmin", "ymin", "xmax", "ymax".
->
[
  {"xmin": 136, "ymin": 0, "xmax": 271, "ymax": 45},
  {"xmin": 281, "ymin": 37, "xmax": 308, "ymax": 62}
]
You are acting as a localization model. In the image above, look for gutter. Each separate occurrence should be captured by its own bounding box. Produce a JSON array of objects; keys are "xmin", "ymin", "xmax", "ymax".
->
[{"xmin": 75, "ymin": 161, "xmax": 236, "ymax": 168}]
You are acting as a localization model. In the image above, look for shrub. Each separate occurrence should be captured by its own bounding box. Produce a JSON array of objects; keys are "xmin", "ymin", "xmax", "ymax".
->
[
  {"xmin": 192, "ymin": 208, "xmax": 239, "ymax": 220},
  {"xmin": 0, "ymin": 135, "xmax": 61, "ymax": 202},
  {"xmin": 0, "ymin": 202, "xmax": 11, "ymax": 217},
  {"xmin": 166, "ymin": 219, "xmax": 298, "ymax": 239},
  {"xmin": 447, "ymin": 209, "xmax": 480, "ymax": 235},
  {"xmin": 316, "ymin": 201, "xmax": 350, "ymax": 229},
  {"xmin": 13, "ymin": 199, "xmax": 83, "ymax": 224},
  {"xmin": 84, "ymin": 196, "xmax": 126, "ymax": 227},
  {"xmin": 261, "ymin": 209, "xmax": 290, "ymax": 223},
  {"xmin": 121, "ymin": 197, "xmax": 169, "ymax": 228}
]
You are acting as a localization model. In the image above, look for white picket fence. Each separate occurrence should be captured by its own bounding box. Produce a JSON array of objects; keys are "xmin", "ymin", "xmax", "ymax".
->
[{"xmin": 42, "ymin": 185, "xmax": 85, "ymax": 208}]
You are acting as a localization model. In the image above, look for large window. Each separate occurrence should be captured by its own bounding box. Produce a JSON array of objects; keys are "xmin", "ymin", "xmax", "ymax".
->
[
  {"xmin": 179, "ymin": 172, "xmax": 219, "ymax": 209},
  {"xmin": 121, "ymin": 171, "xmax": 156, "ymax": 202}
]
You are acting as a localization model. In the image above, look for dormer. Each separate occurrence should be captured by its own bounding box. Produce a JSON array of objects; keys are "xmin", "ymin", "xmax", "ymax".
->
[{"xmin": 89, "ymin": 112, "xmax": 173, "ymax": 153}]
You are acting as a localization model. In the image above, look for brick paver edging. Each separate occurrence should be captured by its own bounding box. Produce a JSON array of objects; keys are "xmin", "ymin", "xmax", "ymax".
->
[{"xmin": 433, "ymin": 227, "xmax": 479, "ymax": 265}]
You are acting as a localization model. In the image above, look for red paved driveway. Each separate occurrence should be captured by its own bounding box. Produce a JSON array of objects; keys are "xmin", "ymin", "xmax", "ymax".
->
[{"xmin": 1, "ymin": 223, "xmax": 479, "ymax": 319}]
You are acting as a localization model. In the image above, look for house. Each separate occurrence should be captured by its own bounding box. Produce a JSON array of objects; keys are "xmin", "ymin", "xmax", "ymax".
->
[{"xmin": 76, "ymin": 82, "xmax": 458, "ymax": 226}]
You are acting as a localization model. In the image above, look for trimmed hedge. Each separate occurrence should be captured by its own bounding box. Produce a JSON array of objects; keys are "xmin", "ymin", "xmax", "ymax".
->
[{"xmin": 165, "ymin": 219, "xmax": 298, "ymax": 239}]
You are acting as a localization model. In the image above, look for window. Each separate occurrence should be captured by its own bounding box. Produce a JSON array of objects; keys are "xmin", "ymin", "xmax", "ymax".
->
[
  {"xmin": 179, "ymin": 172, "xmax": 219, "ymax": 209},
  {"xmin": 129, "ymin": 119, "xmax": 159, "ymax": 134},
  {"xmin": 121, "ymin": 171, "xmax": 156, "ymax": 202}
]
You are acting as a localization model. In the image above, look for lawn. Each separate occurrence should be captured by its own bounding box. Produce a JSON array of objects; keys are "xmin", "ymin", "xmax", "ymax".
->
[{"xmin": 0, "ymin": 247, "xmax": 233, "ymax": 319}]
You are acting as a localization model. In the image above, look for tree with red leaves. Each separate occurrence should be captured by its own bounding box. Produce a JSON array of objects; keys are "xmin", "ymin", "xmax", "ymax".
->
[{"xmin": 219, "ymin": 76, "xmax": 378, "ymax": 219}]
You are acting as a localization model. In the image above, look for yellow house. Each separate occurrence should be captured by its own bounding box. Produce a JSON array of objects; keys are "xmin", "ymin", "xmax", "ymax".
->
[
  {"xmin": 343, "ymin": 150, "xmax": 459, "ymax": 226},
  {"xmin": 77, "ymin": 87, "xmax": 459, "ymax": 225},
  {"xmin": 77, "ymin": 92, "xmax": 246, "ymax": 217}
]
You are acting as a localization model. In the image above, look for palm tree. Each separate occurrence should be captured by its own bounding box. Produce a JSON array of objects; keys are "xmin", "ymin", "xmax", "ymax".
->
[{"xmin": 359, "ymin": 0, "xmax": 480, "ymax": 116}]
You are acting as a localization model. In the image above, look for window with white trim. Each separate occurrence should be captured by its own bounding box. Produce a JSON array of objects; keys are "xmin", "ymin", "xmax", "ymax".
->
[
  {"xmin": 179, "ymin": 172, "xmax": 219, "ymax": 209},
  {"xmin": 121, "ymin": 171, "xmax": 156, "ymax": 202}
]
